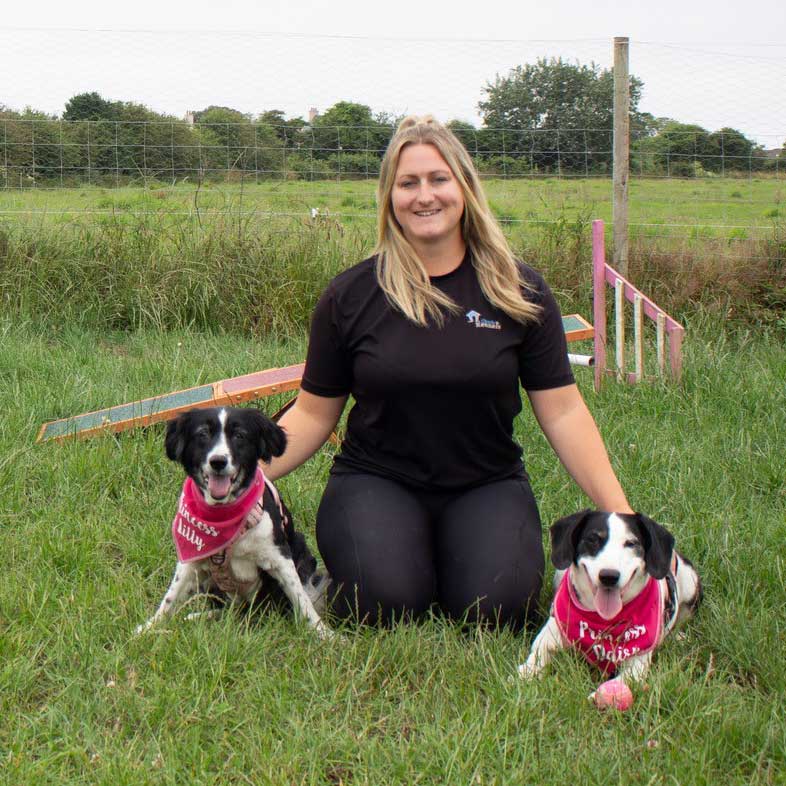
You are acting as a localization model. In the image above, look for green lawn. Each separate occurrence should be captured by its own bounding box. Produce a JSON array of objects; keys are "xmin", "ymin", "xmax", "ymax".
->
[
  {"xmin": 1, "ymin": 175, "xmax": 782, "ymax": 242},
  {"xmin": 1, "ymin": 317, "xmax": 784, "ymax": 785}
]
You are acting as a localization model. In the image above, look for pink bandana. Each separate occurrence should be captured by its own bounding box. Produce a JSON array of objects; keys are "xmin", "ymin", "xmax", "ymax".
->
[
  {"xmin": 172, "ymin": 469, "xmax": 266, "ymax": 563},
  {"xmin": 553, "ymin": 571, "xmax": 665, "ymax": 675}
]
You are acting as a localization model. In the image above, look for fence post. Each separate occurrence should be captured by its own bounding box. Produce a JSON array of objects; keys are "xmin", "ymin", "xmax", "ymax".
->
[{"xmin": 613, "ymin": 36, "xmax": 630, "ymax": 278}]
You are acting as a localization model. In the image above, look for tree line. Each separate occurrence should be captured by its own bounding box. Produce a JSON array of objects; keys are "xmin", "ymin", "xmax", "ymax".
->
[{"xmin": 1, "ymin": 58, "xmax": 779, "ymax": 187}]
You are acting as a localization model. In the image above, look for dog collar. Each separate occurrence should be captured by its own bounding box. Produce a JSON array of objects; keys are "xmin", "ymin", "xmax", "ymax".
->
[{"xmin": 172, "ymin": 468, "xmax": 266, "ymax": 563}]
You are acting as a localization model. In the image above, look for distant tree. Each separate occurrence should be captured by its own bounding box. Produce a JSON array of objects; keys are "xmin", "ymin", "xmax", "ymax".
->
[
  {"xmin": 258, "ymin": 110, "xmax": 307, "ymax": 145},
  {"xmin": 192, "ymin": 105, "xmax": 250, "ymax": 124},
  {"xmin": 310, "ymin": 102, "xmax": 393, "ymax": 163},
  {"xmin": 446, "ymin": 119, "xmax": 479, "ymax": 152},
  {"xmin": 193, "ymin": 106, "xmax": 284, "ymax": 179},
  {"xmin": 0, "ymin": 107, "xmax": 62, "ymax": 184},
  {"xmin": 636, "ymin": 122, "xmax": 717, "ymax": 176},
  {"xmin": 63, "ymin": 92, "xmax": 116, "ymax": 121},
  {"xmin": 478, "ymin": 57, "xmax": 645, "ymax": 174},
  {"xmin": 708, "ymin": 127, "xmax": 759, "ymax": 173}
]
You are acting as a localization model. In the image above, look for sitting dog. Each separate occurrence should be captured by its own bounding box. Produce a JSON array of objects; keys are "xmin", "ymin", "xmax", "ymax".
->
[
  {"xmin": 519, "ymin": 510, "xmax": 701, "ymax": 689},
  {"xmin": 136, "ymin": 406, "xmax": 331, "ymax": 638}
]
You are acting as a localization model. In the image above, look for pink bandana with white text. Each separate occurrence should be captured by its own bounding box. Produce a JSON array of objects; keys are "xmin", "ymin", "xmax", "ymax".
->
[
  {"xmin": 553, "ymin": 571, "xmax": 665, "ymax": 675},
  {"xmin": 172, "ymin": 469, "xmax": 265, "ymax": 563}
]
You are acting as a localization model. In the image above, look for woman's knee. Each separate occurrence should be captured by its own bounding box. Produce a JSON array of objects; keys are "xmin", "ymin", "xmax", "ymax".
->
[
  {"xmin": 436, "ymin": 477, "xmax": 545, "ymax": 629},
  {"xmin": 315, "ymin": 473, "xmax": 437, "ymax": 626},
  {"xmin": 439, "ymin": 569, "xmax": 543, "ymax": 629},
  {"xmin": 328, "ymin": 576, "xmax": 434, "ymax": 627}
]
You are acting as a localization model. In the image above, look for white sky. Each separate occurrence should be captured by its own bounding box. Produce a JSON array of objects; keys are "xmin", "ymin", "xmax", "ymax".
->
[{"xmin": 2, "ymin": 0, "xmax": 786, "ymax": 147}]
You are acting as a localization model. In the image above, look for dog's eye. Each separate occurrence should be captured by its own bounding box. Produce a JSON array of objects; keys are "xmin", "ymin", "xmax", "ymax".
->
[
  {"xmin": 624, "ymin": 539, "xmax": 640, "ymax": 548},
  {"xmin": 232, "ymin": 432, "xmax": 246, "ymax": 442},
  {"xmin": 584, "ymin": 534, "xmax": 601, "ymax": 548}
]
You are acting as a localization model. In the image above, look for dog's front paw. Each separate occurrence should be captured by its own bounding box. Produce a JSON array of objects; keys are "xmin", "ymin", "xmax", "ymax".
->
[
  {"xmin": 315, "ymin": 621, "xmax": 337, "ymax": 641},
  {"xmin": 134, "ymin": 619, "xmax": 155, "ymax": 636},
  {"xmin": 517, "ymin": 662, "xmax": 542, "ymax": 681}
]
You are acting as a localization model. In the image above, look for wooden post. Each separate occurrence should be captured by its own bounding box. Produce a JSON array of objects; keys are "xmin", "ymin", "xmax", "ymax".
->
[
  {"xmin": 615, "ymin": 278, "xmax": 625, "ymax": 380},
  {"xmin": 613, "ymin": 36, "xmax": 630, "ymax": 278},
  {"xmin": 656, "ymin": 312, "xmax": 666, "ymax": 376},
  {"xmin": 633, "ymin": 294, "xmax": 644, "ymax": 382}
]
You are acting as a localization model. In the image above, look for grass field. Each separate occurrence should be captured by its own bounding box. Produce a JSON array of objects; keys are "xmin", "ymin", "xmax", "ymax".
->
[
  {"xmin": 1, "ymin": 314, "xmax": 785, "ymax": 785},
  {"xmin": 1, "ymin": 175, "xmax": 785, "ymax": 783},
  {"xmin": 1, "ymin": 175, "xmax": 783, "ymax": 239},
  {"xmin": 2, "ymin": 177, "xmax": 785, "ymax": 342}
]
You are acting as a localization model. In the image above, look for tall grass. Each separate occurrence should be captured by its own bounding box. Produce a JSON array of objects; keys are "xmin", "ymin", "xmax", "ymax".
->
[
  {"xmin": 1, "ymin": 317, "xmax": 785, "ymax": 785},
  {"xmin": 0, "ymin": 213, "xmax": 368, "ymax": 335},
  {"xmin": 1, "ymin": 182, "xmax": 784, "ymax": 337}
]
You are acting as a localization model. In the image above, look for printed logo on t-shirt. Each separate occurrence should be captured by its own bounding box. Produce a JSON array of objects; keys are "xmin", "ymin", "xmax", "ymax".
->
[{"xmin": 465, "ymin": 310, "xmax": 501, "ymax": 330}]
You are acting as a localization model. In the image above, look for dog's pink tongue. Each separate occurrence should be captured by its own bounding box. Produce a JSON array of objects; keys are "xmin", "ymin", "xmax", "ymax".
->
[
  {"xmin": 594, "ymin": 587, "xmax": 623, "ymax": 620},
  {"xmin": 208, "ymin": 474, "xmax": 232, "ymax": 500}
]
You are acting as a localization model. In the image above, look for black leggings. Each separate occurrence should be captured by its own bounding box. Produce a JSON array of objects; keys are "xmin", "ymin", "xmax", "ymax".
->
[{"xmin": 315, "ymin": 472, "xmax": 544, "ymax": 630}]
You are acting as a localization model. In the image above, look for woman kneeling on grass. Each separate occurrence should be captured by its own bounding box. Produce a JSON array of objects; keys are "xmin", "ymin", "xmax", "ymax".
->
[{"xmin": 265, "ymin": 115, "xmax": 633, "ymax": 628}]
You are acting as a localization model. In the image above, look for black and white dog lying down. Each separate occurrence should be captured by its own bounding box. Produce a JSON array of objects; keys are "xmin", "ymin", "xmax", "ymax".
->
[
  {"xmin": 519, "ymin": 511, "xmax": 701, "ymax": 688},
  {"xmin": 135, "ymin": 406, "xmax": 332, "ymax": 638}
]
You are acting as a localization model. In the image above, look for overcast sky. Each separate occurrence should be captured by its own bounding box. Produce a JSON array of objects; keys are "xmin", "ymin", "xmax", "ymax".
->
[{"xmin": 2, "ymin": 0, "xmax": 785, "ymax": 147}]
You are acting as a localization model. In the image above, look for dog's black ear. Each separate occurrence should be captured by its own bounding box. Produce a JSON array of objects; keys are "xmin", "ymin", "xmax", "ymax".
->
[
  {"xmin": 250, "ymin": 410, "xmax": 287, "ymax": 463},
  {"xmin": 635, "ymin": 513, "xmax": 675, "ymax": 579},
  {"xmin": 165, "ymin": 414, "xmax": 188, "ymax": 462},
  {"xmin": 550, "ymin": 510, "xmax": 592, "ymax": 569}
]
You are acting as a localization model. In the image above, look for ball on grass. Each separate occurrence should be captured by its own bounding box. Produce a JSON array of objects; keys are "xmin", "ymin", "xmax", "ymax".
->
[{"xmin": 593, "ymin": 678, "xmax": 633, "ymax": 711}]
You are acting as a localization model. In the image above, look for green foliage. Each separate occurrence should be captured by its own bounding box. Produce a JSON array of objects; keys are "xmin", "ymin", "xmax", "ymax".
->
[
  {"xmin": 310, "ymin": 101, "xmax": 393, "ymax": 163},
  {"xmin": 634, "ymin": 122, "xmax": 764, "ymax": 176},
  {"xmin": 478, "ymin": 57, "xmax": 645, "ymax": 174},
  {"xmin": 193, "ymin": 107, "xmax": 284, "ymax": 178},
  {"xmin": 257, "ymin": 109, "xmax": 307, "ymax": 144},
  {"xmin": 63, "ymin": 91, "xmax": 116, "ymax": 121}
]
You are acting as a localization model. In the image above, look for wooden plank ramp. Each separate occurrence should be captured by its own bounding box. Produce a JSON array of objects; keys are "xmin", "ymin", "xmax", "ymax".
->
[{"xmin": 38, "ymin": 314, "xmax": 594, "ymax": 443}]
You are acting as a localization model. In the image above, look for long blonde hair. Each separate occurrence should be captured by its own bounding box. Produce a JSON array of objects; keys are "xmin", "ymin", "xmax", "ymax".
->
[{"xmin": 374, "ymin": 115, "xmax": 541, "ymax": 327}]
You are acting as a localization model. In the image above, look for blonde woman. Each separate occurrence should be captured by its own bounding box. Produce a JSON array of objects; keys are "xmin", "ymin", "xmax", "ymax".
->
[{"xmin": 266, "ymin": 115, "xmax": 632, "ymax": 628}]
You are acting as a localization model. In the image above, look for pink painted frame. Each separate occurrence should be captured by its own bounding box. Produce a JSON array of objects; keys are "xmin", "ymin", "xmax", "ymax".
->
[{"xmin": 592, "ymin": 219, "xmax": 684, "ymax": 390}]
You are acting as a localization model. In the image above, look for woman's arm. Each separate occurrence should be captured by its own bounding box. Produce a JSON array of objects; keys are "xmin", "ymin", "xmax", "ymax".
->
[
  {"xmin": 527, "ymin": 384, "xmax": 633, "ymax": 513},
  {"xmin": 264, "ymin": 390, "xmax": 348, "ymax": 481}
]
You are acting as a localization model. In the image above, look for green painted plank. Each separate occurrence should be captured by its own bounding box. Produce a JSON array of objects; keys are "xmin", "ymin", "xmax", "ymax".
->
[
  {"xmin": 41, "ymin": 384, "xmax": 215, "ymax": 439},
  {"xmin": 562, "ymin": 314, "xmax": 587, "ymax": 332}
]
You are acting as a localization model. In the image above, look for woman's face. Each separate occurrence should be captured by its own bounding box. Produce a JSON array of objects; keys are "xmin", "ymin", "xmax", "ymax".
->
[{"xmin": 391, "ymin": 143, "xmax": 465, "ymax": 253}]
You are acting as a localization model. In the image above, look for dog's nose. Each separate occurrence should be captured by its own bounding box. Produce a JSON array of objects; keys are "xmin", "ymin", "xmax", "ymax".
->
[
  {"xmin": 209, "ymin": 456, "xmax": 228, "ymax": 472},
  {"xmin": 598, "ymin": 569, "xmax": 620, "ymax": 587}
]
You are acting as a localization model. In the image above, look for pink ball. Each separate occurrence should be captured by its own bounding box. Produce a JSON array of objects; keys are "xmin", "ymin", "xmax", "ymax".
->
[{"xmin": 593, "ymin": 678, "xmax": 634, "ymax": 711}]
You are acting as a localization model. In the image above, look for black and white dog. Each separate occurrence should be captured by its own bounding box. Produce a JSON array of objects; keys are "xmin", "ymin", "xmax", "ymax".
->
[
  {"xmin": 519, "ymin": 511, "xmax": 701, "ymax": 688},
  {"xmin": 135, "ymin": 406, "xmax": 331, "ymax": 638}
]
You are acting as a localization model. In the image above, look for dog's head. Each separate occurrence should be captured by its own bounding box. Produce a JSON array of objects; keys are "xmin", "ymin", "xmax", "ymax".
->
[
  {"xmin": 550, "ymin": 510, "xmax": 675, "ymax": 620},
  {"xmin": 165, "ymin": 407, "xmax": 286, "ymax": 504}
]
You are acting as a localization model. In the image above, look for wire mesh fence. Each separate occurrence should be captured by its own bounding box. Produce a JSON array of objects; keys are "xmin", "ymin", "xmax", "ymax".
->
[{"xmin": 1, "ymin": 30, "xmax": 784, "ymax": 283}]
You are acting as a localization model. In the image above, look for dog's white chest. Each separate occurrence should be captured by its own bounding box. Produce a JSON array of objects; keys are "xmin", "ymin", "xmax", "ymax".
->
[{"xmin": 230, "ymin": 511, "xmax": 278, "ymax": 572}]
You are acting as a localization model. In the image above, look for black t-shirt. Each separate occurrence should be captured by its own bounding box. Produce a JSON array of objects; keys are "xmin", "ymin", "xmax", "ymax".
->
[{"xmin": 301, "ymin": 252, "xmax": 574, "ymax": 490}]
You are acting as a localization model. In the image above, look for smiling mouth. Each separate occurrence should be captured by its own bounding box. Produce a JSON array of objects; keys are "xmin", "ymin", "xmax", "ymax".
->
[
  {"xmin": 204, "ymin": 471, "xmax": 239, "ymax": 501},
  {"xmin": 414, "ymin": 209, "xmax": 440, "ymax": 217}
]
